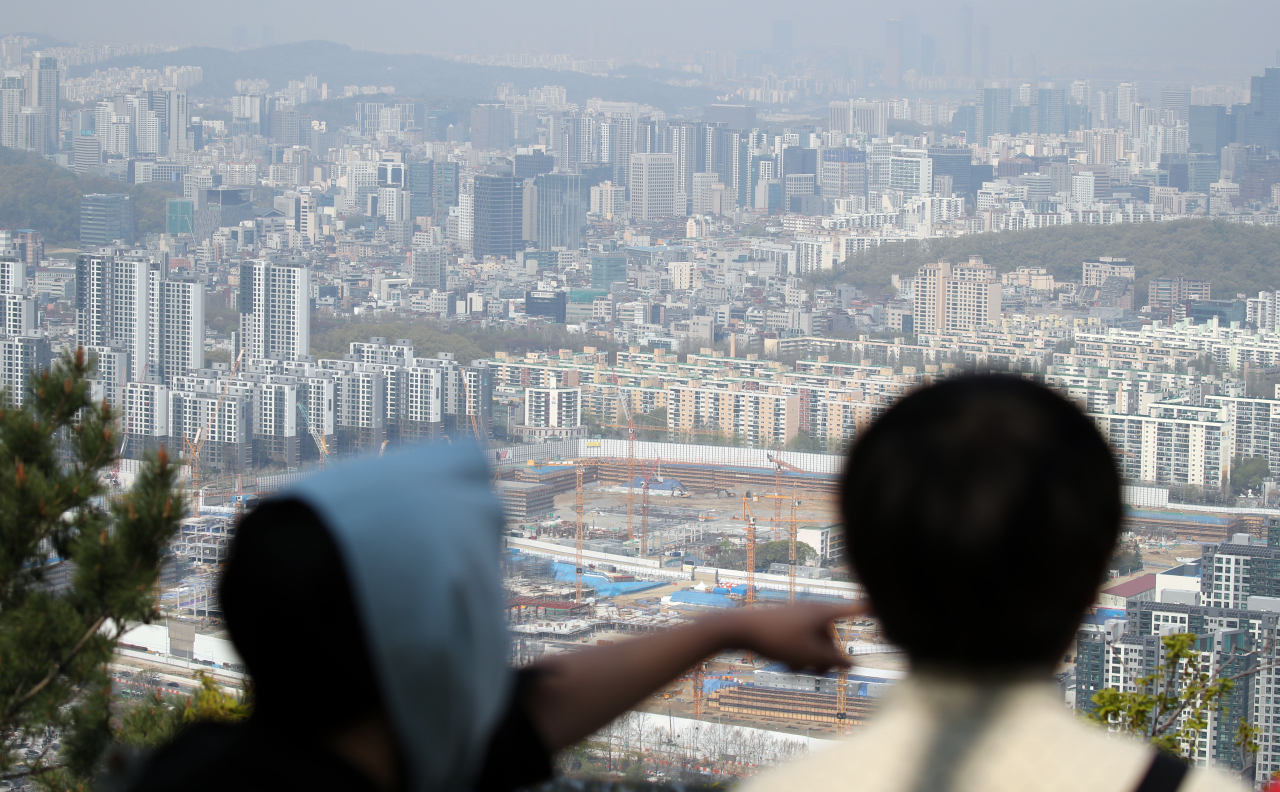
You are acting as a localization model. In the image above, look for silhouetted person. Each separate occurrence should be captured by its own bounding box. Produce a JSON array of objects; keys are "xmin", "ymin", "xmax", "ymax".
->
[
  {"xmin": 741, "ymin": 376, "xmax": 1243, "ymax": 792},
  {"xmin": 128, "ymin": 442, "xmax": 859, "ymax": 792}
]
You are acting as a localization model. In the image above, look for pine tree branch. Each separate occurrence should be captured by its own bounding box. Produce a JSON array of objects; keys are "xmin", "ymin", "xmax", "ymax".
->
[
  {"xmin": 0, "ymin": 760, "xmax": 61, "ymax": 781},
  {"xmin": 0, "ymin": 612, "xmax": 110, "ymax": 729}
]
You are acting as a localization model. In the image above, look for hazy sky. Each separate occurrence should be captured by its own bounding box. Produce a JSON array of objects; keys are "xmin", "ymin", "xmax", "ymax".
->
[{"xmin": 7, "ymin": 0, "xmax": 1279, "ymax": 82}]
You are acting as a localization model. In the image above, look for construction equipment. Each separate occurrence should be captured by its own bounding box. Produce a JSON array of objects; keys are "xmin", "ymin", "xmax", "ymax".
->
[
  {"xmin": 767, "ymin": 452, "xmax": 807, "ymax": 475},
  {"xmin": 296, "ymin": 401, "xmax": 330, "ymax": 469},
  {"xmin": 575, "ymin": 464, "xmax": 585, "ymax": 602},
  {"xmin": 833, "ymin": 621, "xmax": 852, "ymax": 735},
  {"xmin": 378, "ymin": 440, "xmax": 388, "ymax": 457},
  {"xmin": 692, "ymin": 661, "xmax": 707, "ymax": 720},
  {"xmin": 753, "ymin": 489, "xmax": 806, "ymax": 604},
  {"xmin": 608, "ymin": 370, "xmax": 637, "ymax": 541},
  {"xmin": 771, "ymin": 447, "xmax": 784, "ymax": 541},
  {"xmin": 182, "ymin": 348, "xmax": 246, "ymax": 516},
  {"xmin": 460, "ymin": 368, "xmax": 484, "ymax": 443},
  {"xmin": 637, "ymin": 456, "xmax": 663, "ymax": 556},
  {"xmin": 734, "ymin": 495, "xmax": 760, "ymax": 606}
]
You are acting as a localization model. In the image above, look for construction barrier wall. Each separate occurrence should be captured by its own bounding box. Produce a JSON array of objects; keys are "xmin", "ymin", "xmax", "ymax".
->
[{"xmin": 497, "ymin": 440, "xmax": 845, "ymax": 476}]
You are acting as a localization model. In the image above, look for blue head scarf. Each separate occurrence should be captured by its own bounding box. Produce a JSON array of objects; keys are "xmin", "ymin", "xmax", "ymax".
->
[{"xmin": 282, "ymin": 441, "xmax": 511, "ymax": 792}]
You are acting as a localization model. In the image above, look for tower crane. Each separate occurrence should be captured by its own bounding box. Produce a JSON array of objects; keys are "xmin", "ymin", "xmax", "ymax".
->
[
  {"xmin": 460, "ymin": 367, "xmax": 484, "ymax": 443},
  {"xmin": 637, "ymin": 456, "xmax": 663, "ymax": 556},
  {"xmin": 733, "ymin": 495, "xmax": 761, "ymax": 606},
  {"xmin": 609, "ymin": 368, "xmax": 636, "ymax": 541},
  {"xmin": 296, "ymin": 401, "xmax": 330, "ymax": 469},
  {"xmin": 574, "ymin": 464, "xmax": 585, "ymax": 602},
  {"xmin": 183, "ymin": 349, "xmax": 246, "ymax": 517}
]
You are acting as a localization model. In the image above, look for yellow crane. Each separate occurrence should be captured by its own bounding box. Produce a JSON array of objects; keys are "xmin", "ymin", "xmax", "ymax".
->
[
  {"xmin": 296, "ymin": 401, "xmax": 330, "ymax": 469},
  {"xmin": 733, "ymin": 495, "xmax": 761, "ymax": 606},
  {"xmin": 606, "ymin": 369, "xmax": 637, "ymax": 541},
  {"xmin": 575, "ymin": 463, "xmax": 585, "ymax": 602},
  {"xmin": 183, "ymin": 349, "xmax": 246, "ymax": 517}
]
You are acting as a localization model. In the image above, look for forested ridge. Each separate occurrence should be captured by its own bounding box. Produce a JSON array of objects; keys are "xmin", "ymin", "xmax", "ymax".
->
[
  {"xmin": 810, "ymin": 220, "xmax": 1280, "ymax": 305},
  {"xmin": 0, "ymin": 146, "xmax": 178, "ymax": 249}
]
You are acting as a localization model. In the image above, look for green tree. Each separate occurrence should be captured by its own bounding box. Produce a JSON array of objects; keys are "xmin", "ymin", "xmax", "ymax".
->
[
  {"xmin": 1231, "ymin": 455, "xmax": 1270, "ymax": 495},
  {"xmin": 0, "ymin": 350, "xmax": 183, "ymax": 787},
  {"xmin": 1110, "ymin": 542, "xmax": 1144, "ymax": 576},
  {"xmin": 755, "ymin": 540, "xmax": 818, "ymax": 571},
  {"xmin": 1088, "ymin": 633, "xmax": 1259, "ymax": 766}
]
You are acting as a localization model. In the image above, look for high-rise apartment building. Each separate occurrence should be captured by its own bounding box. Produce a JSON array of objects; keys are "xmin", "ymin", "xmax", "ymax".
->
[
  {"xmin": 913, "ymin": 257, "xmax": 1001, "ymax": 335},
  {"xmin": 26, "ymin": 54, "xmax": 58, "ymax": 151},
  {"xmin": 238, "ymin": 260, "xmax": 311, "ymax": 361},
  {"xmin": 74, "ymin": 250, "xmax": 204, "ymax": 384},
  {"xmin": 470, "ymin": 104, "xmax": 513, "ymax": 151},
  {"xmin": 1149, "ymin": 276, "xmax": 1211, "ymax": 311},
  {"xmin": 628, "ymin": 153, "xmax": 677, "ymax": 221}
]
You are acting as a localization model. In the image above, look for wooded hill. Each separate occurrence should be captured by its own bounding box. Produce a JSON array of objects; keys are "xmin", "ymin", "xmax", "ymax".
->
[
  {"xmin": 0, "ymin": 146, "xmax": 178, "ymax": 249},
  {"xmin": 808, "ymin": 220, "xmax": 1280, "ymax": 306}
]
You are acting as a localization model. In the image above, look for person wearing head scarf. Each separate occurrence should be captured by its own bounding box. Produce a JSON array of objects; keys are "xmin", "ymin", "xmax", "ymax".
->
[{"xmin": 127, "ymin": 442, "xmax": 858, "ymax": 792}]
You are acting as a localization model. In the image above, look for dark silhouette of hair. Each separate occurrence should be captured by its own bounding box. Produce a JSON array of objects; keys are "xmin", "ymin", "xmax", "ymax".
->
[
  {"xmin": 220, "ymin": 499, "xmax": 383, "ymax": 733},
  {"xmin": 841, "ymin": 375, "xmax": 1121, "ymax": 671}
]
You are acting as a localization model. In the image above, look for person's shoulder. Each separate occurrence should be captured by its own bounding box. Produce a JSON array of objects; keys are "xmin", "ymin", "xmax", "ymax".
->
[
  {"xmin": 736, "ymin": 733, "xmax": 904, "ymax": 792},
  {"xmin": 1181, "ymin": 765, "xmax": 1252, "ymax": 792}
]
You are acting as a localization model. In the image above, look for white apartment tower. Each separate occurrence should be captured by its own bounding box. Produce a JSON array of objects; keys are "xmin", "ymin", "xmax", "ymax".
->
[
  {"xmin": 628, "ymin": 153, "xmax": 677, "ymax": 221},
  {"xmin": 913, "ymin": 257, "xmax": 1002, "ymax": 335},
  {"xmin": 239, "ymin": 260, "xmax": 311, "ymax": 361},
  {"xmin": 75, "ymin": 251, "xmax": 205, "ymax": 385}
]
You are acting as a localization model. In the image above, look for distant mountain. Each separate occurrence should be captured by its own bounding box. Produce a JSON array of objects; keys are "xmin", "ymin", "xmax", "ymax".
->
[{"xmin": 65, "ymin": 40, "xmax": 721, "ymax": 114}]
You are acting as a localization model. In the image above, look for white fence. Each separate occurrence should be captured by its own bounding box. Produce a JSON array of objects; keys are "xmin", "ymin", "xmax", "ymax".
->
[{"xmin": 497, "ymin": 439, "xmax": 845, "ymax": 475}]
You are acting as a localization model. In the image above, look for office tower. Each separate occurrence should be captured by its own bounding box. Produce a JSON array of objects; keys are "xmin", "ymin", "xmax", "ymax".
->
[
  {"xmin": 165, "ymin": 89, "xmax": 188, "ymax": 154},
  {"xmin": 1242, "ymin": 68, "xmax": 1280, "ymax": 153},
  {"xmin": 14, "ymin": 107, "xmax": 49, "ymax": 154},
  {"xmin": 0, "ymin": 72, "xmax": 21, "ymax": 149},
  {"xmin": 238, "ymin": 260, "xmax": 310, "ymax": 361},
  {"xmin": 0, "ymin": 258, "xmax": 23, "ymax": 296},
  {"xmin": 628, "ymin": 153, "xmax": 677, "ymax": 221},
  {"xmin": 167, "ymin": 199, "xmax": 194, "ymax": 236},
  {"xmin": 1161, "ymin": 85, "xmax": 1191, "ymax": 124},
  {"xmin": 951, "ymin": 106, "xmax": 977, "ymax": 143},
  {"xmin": 978, "ymin": 88, "xmax": 1011, "ymax": 143},
  {"xmin": 1035, "ymin": 89, "xmax": 1066, "ymax": 135},
  {"xmin": 434, "ymin": 161, "xmax": 459, "ymax": 219},
  {"xmin": 819, "ymin": 148, "xmax": 867, "ymax": 199},
  {"xmin": 470, "ymin": 104, "xmax": 513, "ymax": 151},
  {"xmin": 884, "ymin": 19, "xmax": 903, "ymax": 89},
  {"xmin": 772, "ymin": 20, "xmax": 793, "ymax": 53},
  {"xmin": 406, "ymin": 160, "xmax": 434, "ymax": 221},
  {"xmin": 1189, "ymin": 105, "xmax": 1234, "ymax": 154},
  {"xmin": 920, "ymin": 35, "xmax": 937, "ymax": 77},
  {"xmin": 1116, "ymin": 82, "xmax": 1138, "ymax": 127},
  {"xmin": 27, "ymin": 54, "xmax": 58, "ymax": 151},
  {"xmin": 782, "ymin": 146, "xmax": 818, "ymax": 181},
  {"xmin": 514, "ymin": 151, "xmax": 555, "ymax": 181},
  {"xmin": 913, "ymin": 257, "xmax": 1000, "ymax": 335},
  {"xmin": 150, "ymin": 278, "xmax": 205, "ymax": 383},
  {"xmin": 889, "ymin": 150, "xmax": 933, "ymax": 198},
  {"xmin": 472, "ymin": 170, "xmax": 523, "ymax": 259},
  {"xmin": 977, "ymin": 25, "xmax": 990, "ymax": 80},
  {"xmin": 535, "ymin": 173, "xmax": 586, "ymax": 251},
  {"xmin": 961, "ymin": 5, "xmax": 973, "ymax": 76},
  {"xmin": 591, "ymin": 255, "xmax": 628, "ymax": 290},
  {"xmin": 72, "ymin": 131, "xmax": 101, "ymax": 174},
  {"xmin": 80, "ymin": 195, "xmax": 136, "ymax": 248},
  {"xmin": 1148, "ymin": 277, "xmax": 1211, "ymax": 311},
  {"xmin": 410, "ymin": 246, "xmax": 448, "ymax": 292}
]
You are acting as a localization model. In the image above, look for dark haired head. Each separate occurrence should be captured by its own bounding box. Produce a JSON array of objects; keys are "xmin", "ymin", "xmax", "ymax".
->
[
  {"xmin": 219, "ymin": 499, "xmax": 383, "ymax": 733},
  {"xmin": 841, "ymin": 375, "xmax": 1121, "ymax": 672}
]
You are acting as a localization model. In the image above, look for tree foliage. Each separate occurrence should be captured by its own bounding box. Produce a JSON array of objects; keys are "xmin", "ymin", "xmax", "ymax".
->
[
  {"xmin": 1110, "ymin": 542, "xmax": 1144, "ymax": 576},
  {"xmin": 1231, "ymin": 455, "xmax": 1271, "ymax": 495},
  {"xmin": 811, "ymin": 219, "xmax": 1280, "ymax": 304},
  {"xmin": 1088, "ymin": 633, "xmax": 1255, "ymax": 765},
  {"xmin": 755, "ymin": 540, "xmax": 818, "ymax": 571},
  {"xmin": 0, "ymin": 350, "xmax": 183, "ymax": 788},
  {"xmin": 0, "ymin": 147, "xmax": 179, "ymax": 249}
]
